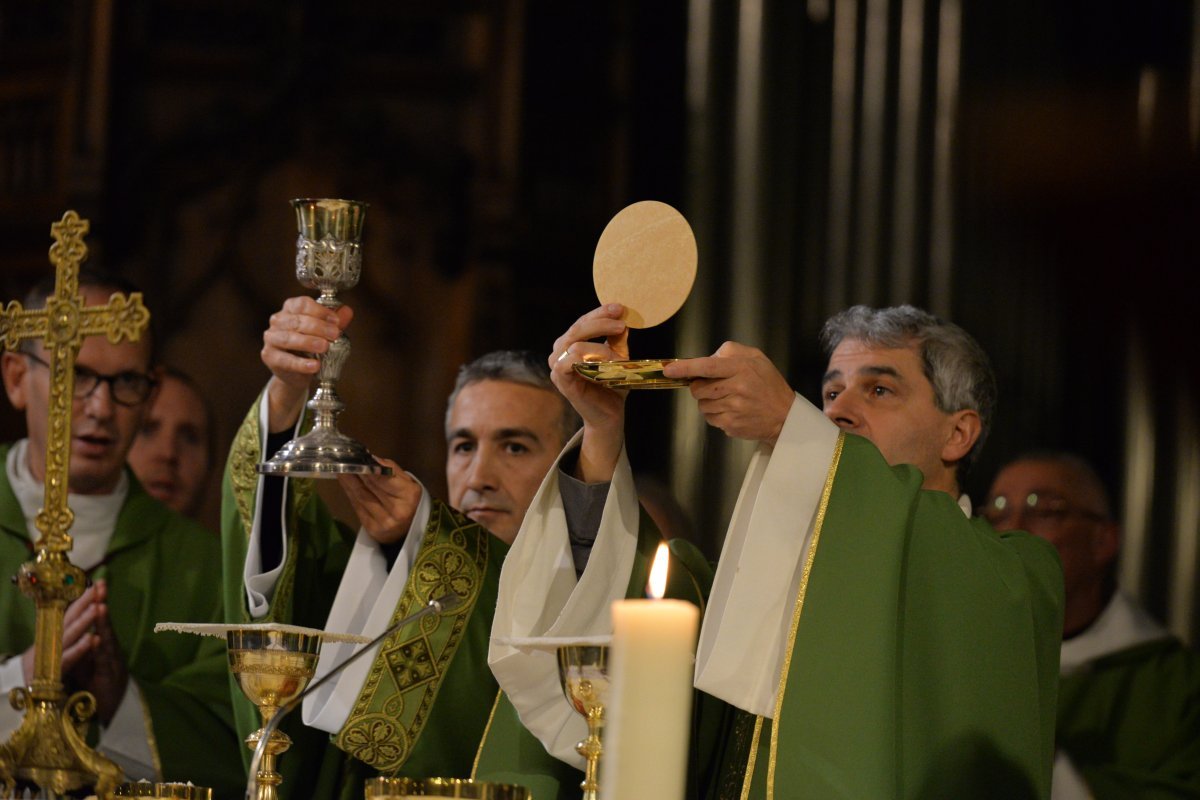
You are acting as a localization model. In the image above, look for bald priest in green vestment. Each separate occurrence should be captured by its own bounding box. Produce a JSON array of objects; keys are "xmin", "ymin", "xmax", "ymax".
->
[
  {"xmin": 0, "ymin": 273, "xmax": 243, "ymax": 797},
  {"xmin": 222, "ymin": 296, "xmax": 711, "ymax": 800},
  {"xmin": 492, "ymin": 303, "xmax": 1064, "ymax": 800},
  {"xmin": 986, "ymin": 452, "xmax": 1200, "ymax": 799}
]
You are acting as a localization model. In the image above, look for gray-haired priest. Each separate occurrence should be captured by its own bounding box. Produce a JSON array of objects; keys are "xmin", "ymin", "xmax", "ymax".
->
[{"xmin": 491, "ymin": 303, "xmax": 1064, "ymax": 800}]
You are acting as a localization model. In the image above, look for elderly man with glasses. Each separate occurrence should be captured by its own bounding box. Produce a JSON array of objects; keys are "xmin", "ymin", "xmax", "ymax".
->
[
  {"xmin": 0, "ymin": 271, "xmax": 243, "ymax": 796},
  {"xmin": 985, "ymin": 452, "xmax": 1200, "ymax": 800}
]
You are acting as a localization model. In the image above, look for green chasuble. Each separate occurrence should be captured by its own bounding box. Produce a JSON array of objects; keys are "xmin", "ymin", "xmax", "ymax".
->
[
  {"xmin": 1058, "ymin": 636, "xmax": 1200, "ymax": 798},
  {"xmin": 224, "ymin": 395, "xmax": 714, "ymax": 800},
  {"xmin": 714, "ymin": 434, "xmax": 1064, "ymax": 800},
  {"xmin": 0, "ymin": 443, "xmax": 244, "ymax": 798}
]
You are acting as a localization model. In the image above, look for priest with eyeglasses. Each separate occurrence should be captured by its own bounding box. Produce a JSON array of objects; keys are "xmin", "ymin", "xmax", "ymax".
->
[{"xmin": 0, "ymin": 271, "xmax": 244, "ymax": 797}]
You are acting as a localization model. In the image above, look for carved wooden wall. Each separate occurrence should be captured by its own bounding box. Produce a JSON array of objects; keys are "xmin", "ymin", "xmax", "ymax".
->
[{"xmin": 0, "ymin": 1, "xmax": 690, "ymax": 532}]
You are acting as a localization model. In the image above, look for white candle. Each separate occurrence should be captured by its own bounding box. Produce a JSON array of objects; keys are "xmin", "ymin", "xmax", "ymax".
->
[{"xmin": 600, "ymin": 543, "xmax": 700, "ymax": 800}]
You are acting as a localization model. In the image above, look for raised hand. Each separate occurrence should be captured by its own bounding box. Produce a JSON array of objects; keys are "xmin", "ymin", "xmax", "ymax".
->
[
  {"xmin": 337, "ymin": 457, "xmax": 423, "ymax": 545},
  {"xmin": 549, "ymin": 304, "xmax": 629, "ymax": 482},
  {"xmin": 662, "ymin": 341, "xmax": 796, "ymax": 446},
  {"xmin": 261, "ymin": 296, "xmax": 355, "ymax": 433}
]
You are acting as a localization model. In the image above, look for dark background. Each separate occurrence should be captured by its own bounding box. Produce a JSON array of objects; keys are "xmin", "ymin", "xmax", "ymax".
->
[{"xmin": 1, "ymin": 0, "xmax": 1196, "ymax": 638}]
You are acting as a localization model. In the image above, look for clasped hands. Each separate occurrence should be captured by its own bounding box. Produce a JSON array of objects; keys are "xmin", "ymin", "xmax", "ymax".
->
[{"xmin": 20, "ymin": 580, "xmax": 126, "ymax": 726}]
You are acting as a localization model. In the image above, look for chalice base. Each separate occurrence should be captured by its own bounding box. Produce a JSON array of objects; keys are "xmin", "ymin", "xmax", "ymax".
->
[{"xmin": 257, "ymin": 428, "xmax": 392, "ymax": 477}]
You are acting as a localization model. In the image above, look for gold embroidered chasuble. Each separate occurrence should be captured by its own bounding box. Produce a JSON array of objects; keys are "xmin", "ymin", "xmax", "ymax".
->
[
  {"xmin": 222, "ymin": 394, "xmax": 595, "ymax": 799},
  {"xmin": 332, "ymin": 500, "xmax": 497, "ymax": 771}
]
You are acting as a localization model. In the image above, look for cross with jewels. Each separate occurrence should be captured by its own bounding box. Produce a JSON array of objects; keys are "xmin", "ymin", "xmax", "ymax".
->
[{"xmin": 0, "ymin": 210, "xmax": 149, "ymax": 798}]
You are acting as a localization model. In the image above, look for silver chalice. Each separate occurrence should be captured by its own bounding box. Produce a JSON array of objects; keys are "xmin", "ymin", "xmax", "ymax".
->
[{"xmin": 258, "ymin": 198, "xmax": 392, "ymax": 477}]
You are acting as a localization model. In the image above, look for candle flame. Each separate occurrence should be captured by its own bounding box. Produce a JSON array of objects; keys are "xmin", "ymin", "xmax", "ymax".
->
[{"xmin": 648, "ymin": 542, "xmax": 669, "ymax": 599}]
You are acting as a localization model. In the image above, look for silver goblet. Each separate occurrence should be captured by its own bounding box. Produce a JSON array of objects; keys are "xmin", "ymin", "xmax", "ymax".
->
[{"xmin": 258, "ymin": 198, "xmax": 392, "ymax": 477}]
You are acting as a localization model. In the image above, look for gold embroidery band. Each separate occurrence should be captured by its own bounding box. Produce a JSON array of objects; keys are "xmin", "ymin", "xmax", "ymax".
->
[
  {"xmin": 471, "ymin": 689, "xmax": 504, "ymax": 779},
  {"xmin": 739, "ymin": 714, "xmax": 766, "ymax": 800},
  {"xmin": 228, "ymin": 398, "xmax": 264, "ymax": 543},
  {"xmin": 765, "ymin": 432, "xmax": 845, "ymax": 800},
  {"xmin": 335, "ymin": 504, "xmax": 486, "ymax": 771},
  {"xmin": 736, "ymin": 433, "xmax": 845, "ymax": 800}
]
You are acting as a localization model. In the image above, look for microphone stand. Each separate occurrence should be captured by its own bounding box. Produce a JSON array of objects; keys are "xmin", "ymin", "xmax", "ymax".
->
[{"xmin": 244, "ymin": 593, "xmax": 463, "ymax": 800}]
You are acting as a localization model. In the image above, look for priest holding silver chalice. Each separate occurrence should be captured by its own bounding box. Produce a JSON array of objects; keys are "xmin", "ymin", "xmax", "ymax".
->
[{"xmin": 194, "ymin": 198, "xmax": 712, "ymax": 800}]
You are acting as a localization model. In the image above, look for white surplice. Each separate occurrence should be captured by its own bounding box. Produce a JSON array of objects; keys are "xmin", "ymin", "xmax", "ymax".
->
[
  {"xmin": 241, "ymin": 396, "xmax": 431, "ymax": 734},
  {"xmin": 488, "ymin": 429, "xmax": 642, "ymax": 768},
  {"xmin": 488, "ymin": 397, "xmax": 842, "ymax": 766}
]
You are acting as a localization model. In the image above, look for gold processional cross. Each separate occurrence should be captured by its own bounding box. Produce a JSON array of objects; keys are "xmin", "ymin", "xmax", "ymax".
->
[{"xmin": 0, "ymin": 211, "xmax": 150, "ymax": 798}]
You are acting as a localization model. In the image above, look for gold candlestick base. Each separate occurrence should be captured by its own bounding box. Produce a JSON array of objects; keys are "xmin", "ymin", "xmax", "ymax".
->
[{"xmin": 0, "ymin": 555, "xmax": 125, "ymax": 798}]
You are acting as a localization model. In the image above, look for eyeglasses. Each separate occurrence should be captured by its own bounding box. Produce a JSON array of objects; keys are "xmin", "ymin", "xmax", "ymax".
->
[
  {"xmin": 979, "ymin": 492, "xmax": 1106, "ymax": 530},
  {"xmin": 23, "ymin": 351, "xmax": 155, "ymax": 407}
]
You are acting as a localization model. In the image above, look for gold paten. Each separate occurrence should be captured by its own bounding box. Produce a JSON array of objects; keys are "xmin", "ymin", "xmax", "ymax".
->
[
  {"xmin": 0, "ymin": 211, "xmax": 150, "ymax": 799},
  {"xmin": 571, "ymin": 359, "xmax": 690, "ymax": 390},
  {"xmin": 365, "ymin": 777, "xmax": 530, "ymax": 799}
]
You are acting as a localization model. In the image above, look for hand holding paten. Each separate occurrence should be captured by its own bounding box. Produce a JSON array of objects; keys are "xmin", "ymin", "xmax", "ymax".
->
[
  {"xmin": 664, "ymin": 341, "xmax": 795, "ymax": 446},
  {"xmin": 550, "ymin": 304, "xmax": 628, "ymax": 483}
]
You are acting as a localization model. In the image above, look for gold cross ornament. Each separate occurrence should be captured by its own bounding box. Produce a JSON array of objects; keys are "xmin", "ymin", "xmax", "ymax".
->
[
  {"xmin": 1, "ymin": 210, "xmax": 150, "ymax": 552},
  {"xmin": 0, "ymin": 210, "xmax": 150, "ymax": 798}
]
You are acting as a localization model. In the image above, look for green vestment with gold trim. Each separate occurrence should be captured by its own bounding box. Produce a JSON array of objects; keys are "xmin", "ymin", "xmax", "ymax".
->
[
  {"xmin": 0, "ymin": 443, "xmax": 244, "ymax": 798},
  {"xmin": 222, "ymin": 396, "xmax": 712, "ymax": 800},
  {"xmin": 708, "ymin": 434, "xmax": 1064, "ymax": 800},
  {"xmin": 1058, "ymin": 636, "xmax": 1200, "ymax": 798}
]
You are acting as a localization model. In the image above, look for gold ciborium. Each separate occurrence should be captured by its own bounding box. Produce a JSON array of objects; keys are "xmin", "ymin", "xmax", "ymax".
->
[
  {"xmin": 557, "ymin": 645, "xmax": 610, "ymax": 800},
  {"xmin": 227, "ymin": 629, "xmax": 321, "ymax": 800},
  {"xmin": 257, "ymin": 198, "xmax": 392, "ymax": 478},
  {"xmin": 364, "ymin": 777, "xmax": 529, "ymax": 799},
  {"xmin": 112, "ymin": 780, "xmax": 213, "ymax": 798}
]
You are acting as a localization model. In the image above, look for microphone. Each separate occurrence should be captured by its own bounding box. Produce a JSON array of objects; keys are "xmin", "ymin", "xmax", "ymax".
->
[{"xmin": 244, "ymin": 592, "xmax": 463, "ymax": 800}]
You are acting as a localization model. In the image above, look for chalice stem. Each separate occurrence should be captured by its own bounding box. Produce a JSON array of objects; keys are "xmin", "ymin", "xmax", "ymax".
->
[
  {"xmin": 576, "ymin": 709, "xmax": 603, "ymax": 800},
  {"xmin": 247, "ymin": 714, "xmax": 290, "ymax": 800},
  {"xmin": 254, "ymin": 750, "xmax": 280, "ymax": 800},
  {"xmin": 307, "ymin": 333, "xmax": 350, "ymax": 433}
]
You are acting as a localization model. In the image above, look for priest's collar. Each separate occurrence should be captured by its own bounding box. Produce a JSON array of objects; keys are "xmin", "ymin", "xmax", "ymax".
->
[
  {"xmin": 957, "ymin": 493, "xmax": 972, "ymax": 517},
  {"xmin": 7, "ymin": 438, "xmax": 128, "ymax": 571},
  {"xmin": 1060, "ymin": 591, "xmax": 1170, "ymax": 674}
]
